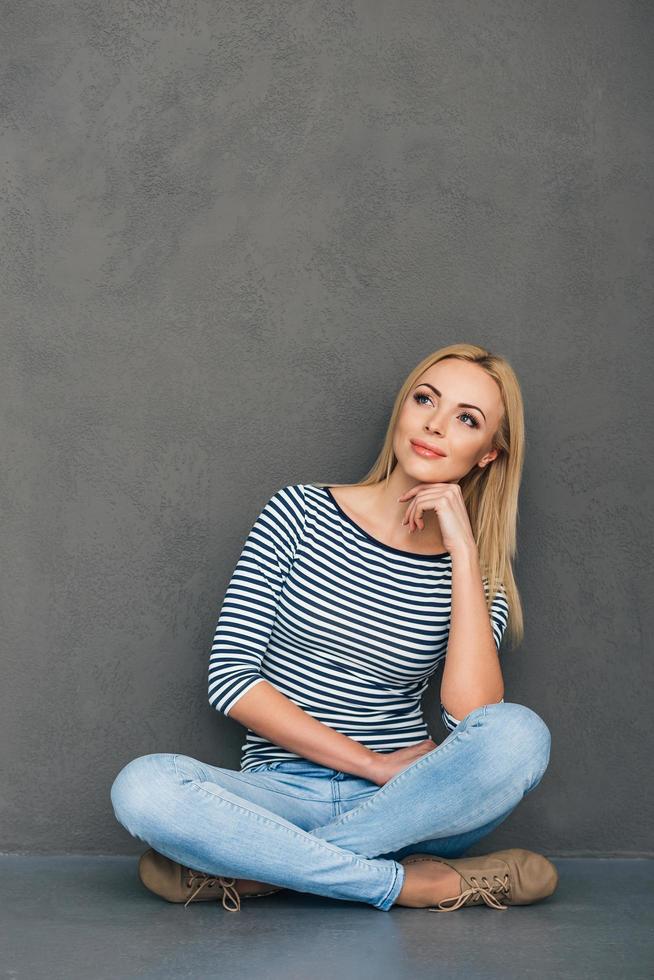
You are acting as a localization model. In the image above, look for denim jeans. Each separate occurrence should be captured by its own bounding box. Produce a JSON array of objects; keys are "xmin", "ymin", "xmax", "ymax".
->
[{"xmin": 110, "ymin": 701, "xmax": 551, "ymax": 911}]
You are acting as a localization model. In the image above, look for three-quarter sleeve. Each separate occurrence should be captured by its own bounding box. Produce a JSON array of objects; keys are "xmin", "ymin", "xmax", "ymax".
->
[
  {"xmin": 487, "ymin": 582, "xmax": 510, "ymax": 653},
  {"xmin": 439, "ymin": 580, "xmax": 510, "ymax": 732},
  {"xmin": 208, "ymin": 483, "xmax": 306, "ymax": 717}
]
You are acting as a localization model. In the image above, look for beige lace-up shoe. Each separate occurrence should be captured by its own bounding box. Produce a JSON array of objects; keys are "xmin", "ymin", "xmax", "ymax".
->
[
  {"xmin": 137, "ymin": 848, "xmax": 283, "ymax": 912},
  {"xmin": 400, "ymin": 848, "xmax": 559, "ymax": 912}
]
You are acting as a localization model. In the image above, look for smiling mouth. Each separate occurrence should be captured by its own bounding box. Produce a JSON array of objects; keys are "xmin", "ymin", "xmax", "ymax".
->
[{"xmin": 411, "ymin": 441, "xmax": 446, "ymax": 458}]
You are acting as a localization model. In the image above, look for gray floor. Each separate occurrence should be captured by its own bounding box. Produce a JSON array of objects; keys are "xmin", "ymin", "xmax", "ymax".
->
[{"xmin": 1, "ymin": 855, "xmax": 652, "ymax": 979}]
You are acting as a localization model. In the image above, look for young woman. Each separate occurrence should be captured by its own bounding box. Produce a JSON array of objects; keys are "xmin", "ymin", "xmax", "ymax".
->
[{"xmin": 110, "ymin": 342, "xmax": 558, "ymax": 914}]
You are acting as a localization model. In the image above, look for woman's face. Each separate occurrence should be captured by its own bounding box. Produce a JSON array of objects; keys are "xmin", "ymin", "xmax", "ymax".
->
[{"xmin": 393, "ymin": 359, "xmax": 505, "ymax": 484}]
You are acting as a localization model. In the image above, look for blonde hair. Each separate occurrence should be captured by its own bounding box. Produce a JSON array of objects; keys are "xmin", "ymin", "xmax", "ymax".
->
[{"xmin": 313, "ymin": 342, "xmax": 525, "ymax": 649}]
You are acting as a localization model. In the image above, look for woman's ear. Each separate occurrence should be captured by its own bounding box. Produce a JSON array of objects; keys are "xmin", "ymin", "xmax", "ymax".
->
[{"xmin": 479, "ymin": 447, "xmax": 500, "ymax": 468}]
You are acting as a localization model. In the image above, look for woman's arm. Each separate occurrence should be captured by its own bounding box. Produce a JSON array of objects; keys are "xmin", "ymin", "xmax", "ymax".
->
[
  {"xmin": 439, "ymin": 544, "xmax": 505, "ymax": 721},
  {"xmin": 227, "ymin": 679, "xmax": 378, "ymax": 778}
]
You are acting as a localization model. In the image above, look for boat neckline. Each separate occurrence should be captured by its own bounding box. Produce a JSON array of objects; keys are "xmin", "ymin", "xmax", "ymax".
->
[{"xmin": 321, "ymin": 486, "xmax": 452, "ymax": 561}]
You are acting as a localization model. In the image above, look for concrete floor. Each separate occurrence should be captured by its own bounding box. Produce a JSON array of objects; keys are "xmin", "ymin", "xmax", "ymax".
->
[{"xmin": 1, "ymin": 855, "xmax": 652, "ymax": 979}]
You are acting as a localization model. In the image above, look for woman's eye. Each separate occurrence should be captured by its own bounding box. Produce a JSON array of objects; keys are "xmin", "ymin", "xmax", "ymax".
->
[{"xmin": 412, "ymin": 392, "xmax": 480, "ymax": 428}]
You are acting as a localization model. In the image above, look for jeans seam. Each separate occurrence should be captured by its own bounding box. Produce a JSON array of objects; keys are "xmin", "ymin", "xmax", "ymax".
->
[
  {"xmin": 229, "ymin": 782, "xmax": 329, "ymax": 802},
  {"xmin": 313, "ymin": 710, "xmax": 486, "ymax": 834},
  {"xmin": 185, "ymin": 773, "xmax": 397, "ymax": 883},
  {"xmin": 377, "ymin": 860, "xmax": 403, "ymax": 910},
  {"xmin": 174, "ymin": 755, "xmax": 330, "ymax": 803}
]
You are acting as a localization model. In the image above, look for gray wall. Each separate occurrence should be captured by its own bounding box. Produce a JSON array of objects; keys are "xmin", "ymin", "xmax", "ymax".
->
[{"xmin": 1, "ymin": 1, "xmax": 652, "ymax": 857}]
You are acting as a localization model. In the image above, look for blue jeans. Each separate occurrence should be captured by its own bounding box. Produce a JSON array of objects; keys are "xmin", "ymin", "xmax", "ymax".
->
[{"xmin": 110, "ymin": 702, "xmax": 551, "ymax": 911}]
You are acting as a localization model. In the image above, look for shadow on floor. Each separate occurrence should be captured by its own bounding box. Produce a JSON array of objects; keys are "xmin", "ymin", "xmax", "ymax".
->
[{"xmin": 1, "ymin": 855, "xmax": 652, "ymax": 979}]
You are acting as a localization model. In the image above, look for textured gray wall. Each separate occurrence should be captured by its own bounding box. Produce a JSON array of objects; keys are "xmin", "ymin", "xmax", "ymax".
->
[{"xmin": 1, "ymin": 1, "xmax": 652, "ymax": 857}]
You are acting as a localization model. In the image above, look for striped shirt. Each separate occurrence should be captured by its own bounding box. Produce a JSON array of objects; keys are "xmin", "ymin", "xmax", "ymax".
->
[{"xmin": 208, "ymin": 483, "xmax": 509, "ymax": 773}]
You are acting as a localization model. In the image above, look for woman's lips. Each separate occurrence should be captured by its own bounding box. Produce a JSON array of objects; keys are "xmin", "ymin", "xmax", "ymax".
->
[{"xmin": 411, "ymin": 441, "xmax": 446, "ymax": 459}]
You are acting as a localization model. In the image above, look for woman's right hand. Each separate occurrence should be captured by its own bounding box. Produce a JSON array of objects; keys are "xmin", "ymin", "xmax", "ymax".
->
[{"xmin": 365, "ymin": 739, "xmax": 439, "ymax": 787}]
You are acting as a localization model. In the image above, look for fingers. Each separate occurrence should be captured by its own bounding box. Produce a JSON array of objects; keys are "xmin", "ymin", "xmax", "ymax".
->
[{"xmin": 402, "ymin": 505, "xmax": 424, "ymax": 533}]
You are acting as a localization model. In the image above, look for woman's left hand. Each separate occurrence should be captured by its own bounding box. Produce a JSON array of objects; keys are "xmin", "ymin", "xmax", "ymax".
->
[{"xmin": 398, "ymin": 483, "xmax": 477, "ymax": 556}]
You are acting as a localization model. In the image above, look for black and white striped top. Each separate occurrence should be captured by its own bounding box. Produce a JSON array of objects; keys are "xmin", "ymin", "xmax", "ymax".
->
[{"xmin": 208, "ymin": 483, "xmax": 509, "ymax": 773}]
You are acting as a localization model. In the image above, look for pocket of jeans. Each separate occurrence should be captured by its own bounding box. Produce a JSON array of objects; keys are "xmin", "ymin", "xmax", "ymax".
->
[
  {"xmin": 263, "ymin": 759, "xmax": 331, "ymax": 777},
  {"xmin": 246, "ymin": 762, "xmax": 282, "ymax": 773}
]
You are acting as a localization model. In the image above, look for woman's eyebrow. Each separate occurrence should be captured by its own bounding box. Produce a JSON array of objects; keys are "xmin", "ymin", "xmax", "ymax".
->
[{"xmin": 414, "ymin": 383, "xmax": 486, "ymax": 422}]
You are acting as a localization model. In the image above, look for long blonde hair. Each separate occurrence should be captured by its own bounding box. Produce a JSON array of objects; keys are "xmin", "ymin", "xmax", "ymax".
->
[{"xmin": 313, "ymin": 343, "xmax": 525, "ymax": 649}]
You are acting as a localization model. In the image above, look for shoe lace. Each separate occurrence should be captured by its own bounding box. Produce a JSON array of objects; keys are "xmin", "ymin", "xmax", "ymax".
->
[
  {"xmin": 428, "ymin": 872, "xmax": 510, "ymax": 912},
  {"xmin": 184, "ymin": 870, "xmax": 241, "ymax": 912}
]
